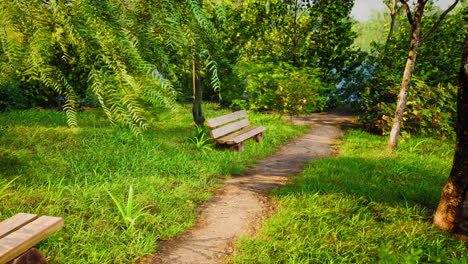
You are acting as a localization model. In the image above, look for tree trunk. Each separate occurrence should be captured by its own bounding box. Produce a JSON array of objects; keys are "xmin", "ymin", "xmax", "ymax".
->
[
  {"xmin": 387, "ymin": 0, "xmax": 425, "ymax": 149},
  {"xmin": 383, "ymin": 0, "xmax": 398, "ymax": 53},
  {"xmin": 388, "ymin": 0, "xmax": 458, "ymax": 149},
  {"xmin": 433, "ymin": 39, "xmax": 468, "ymax": 238},
  {"xmin": 192, "ymin": 59, "xmax": 205, "ymax": 127},
  {"xmin": 387, "ymin": 41, "xmax": 419, "ymax": 149}
]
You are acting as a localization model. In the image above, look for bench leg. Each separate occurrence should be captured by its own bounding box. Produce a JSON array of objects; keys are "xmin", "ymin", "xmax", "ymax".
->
[
  {"xmin": 253, "ymin": 133, "xmax": 264, "ymax": 143},
  {"xmin": 12, "ymin": 248, "xmax": 47, "ymax": 264},
  {"xmin": 230, "ymin": 142, "xmax": 245, "ymax": 152}
]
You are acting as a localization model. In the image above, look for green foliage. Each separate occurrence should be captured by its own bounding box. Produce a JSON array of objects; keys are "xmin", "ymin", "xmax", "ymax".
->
[
  {"xmin": 106, "ymin": 185, "xmax": 147, "ymax": 230},
  {"xmin": 0, "ymin": 104, "xmax": 307, "ymax": 263},
  {"xmin": 352, "ymin": 11, "xmax": 388, "ymax": 52},
  {"xmin": 0, "ymin": 79, "xmax": 27, "ymax": 111},
  {"xmin": 358, "ymin": 79, "xmax": 457, "ymax": 139},
  {"xmin": 0, "ymin": 177, "xmax": 17, "ymax": 201},
  {"xmin": 160, "ymin": 0, "xmax": 223, "ymax": 101},
  {"xmin": 208, "ymin": 0, "xmax": 359, "ymax": 105},
  {"xmin": 232, "ymin": 130, "xmax": 467, "ymax": 263},
  {"xmin": 188, "ymin": 125, "xmax": 213, "ymax": 153},
  {"xmin": 0, "ymin": 0, "xmax": 230, "ymax": 131},
  {"xmin": 0, "ymin": 0, "xmax": 362, "ymax": 127},
  {"xmin": 232, "ymin": 62, "xmax": 331, "ymax": 115},
  {"xmin": 347, "ymin": 6, "xmax": 464, "ymax": 138}
]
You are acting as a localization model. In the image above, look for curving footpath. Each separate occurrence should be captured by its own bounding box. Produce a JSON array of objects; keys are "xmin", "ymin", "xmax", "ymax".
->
[{"xmin": 143, "ymin": 111, "xmax": 356, "ymax": 264}]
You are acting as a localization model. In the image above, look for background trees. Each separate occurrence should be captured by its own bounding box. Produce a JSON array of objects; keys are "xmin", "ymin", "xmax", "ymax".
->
[
  {"xmin": 216, "ymin": 0, "xmax": 359, "ymax": 115},
  {"xmin": 0, "ymin": 0, "xmax": 465, "ymax": 143},
  {"xmin": 350, "ymin": 3, "xmax": 465, "ymax": 140},
  {"xmin": 387, "ymin": 0, "xmax": 459, "ymax": 149}
]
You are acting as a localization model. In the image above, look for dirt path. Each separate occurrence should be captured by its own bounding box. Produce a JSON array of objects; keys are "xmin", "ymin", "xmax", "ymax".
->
[{"xmin": 144, "ymin": 111, "xmax": 355, "ymax": 264}]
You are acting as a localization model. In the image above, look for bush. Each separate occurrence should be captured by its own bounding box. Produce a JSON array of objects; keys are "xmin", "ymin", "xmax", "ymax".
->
[
  {"xmin": 0, "ymin": 79, "xmax": 27, "ymax": 111},
  {"xmin": 357, "ymin": 79, "xmax": 457, "ymax": 139},
  {"xmin": 232, "ymin": 62, "xmax": 331, "ymax": 116}
]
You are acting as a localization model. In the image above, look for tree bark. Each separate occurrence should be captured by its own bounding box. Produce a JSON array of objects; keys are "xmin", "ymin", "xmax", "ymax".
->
[
  {"xmin": 192, "ymin": 59, "xmax": 205, "ymax": 127},
  {"xmin": 387, "ymin": 0, "xmax": 458, "ymax": 149},
  {"xmin": 388, "ymin": 0, "xmax": 425, "ymax": 149},
  {"xmin": 387, "ymin": 40, "xmax": 420, "ymax": 149},
  {"xmin": 433, "ymin": 38, "xmax": 468, "ymax": 238}
]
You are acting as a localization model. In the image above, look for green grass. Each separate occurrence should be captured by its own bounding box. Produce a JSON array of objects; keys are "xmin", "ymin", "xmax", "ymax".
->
[
  {"xmin": 232, "ymin": 130, "xmax": 467, "ymax": 264},
  {"xmin": 0, "ymin": 103, "xmax": 307, "ymax": 263}
]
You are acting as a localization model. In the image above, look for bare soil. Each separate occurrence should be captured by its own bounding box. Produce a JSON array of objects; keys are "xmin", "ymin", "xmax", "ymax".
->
[{"xmin": 142, "ymin": 111, "xmax": 356, "ymax": 264}]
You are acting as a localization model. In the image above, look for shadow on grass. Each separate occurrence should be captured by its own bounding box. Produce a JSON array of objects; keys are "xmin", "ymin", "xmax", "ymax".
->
[
  {"xmin": 276, "ymin": 156, "xmax": 448, "ymax": 213},
  {"xmin": 0, "ymin": 149, "xmax": 27, "ymax": 178}
]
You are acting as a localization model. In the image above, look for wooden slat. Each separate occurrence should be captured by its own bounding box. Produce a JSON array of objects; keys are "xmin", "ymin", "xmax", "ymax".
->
[
  {"xmin": 210, "ymin": 119, "xmax": 250, "ymax": 139},
  {"xmin": 0, "ymin": 216, "xmax": 64, "ymax": 264},
  {"xmin": 206, "ymin": 110, "xmax": 247, "ymax": 128},
  {"xmin": 216, "ymin": 126, "xmax": 259, "ymax": 144},
  {"xmin": 225, "ymin": 126, "xmax": 266, "ymax": 144},
  {"xmin": 0, "ymin": 214, "xmax": 37, "ymax": 239}
]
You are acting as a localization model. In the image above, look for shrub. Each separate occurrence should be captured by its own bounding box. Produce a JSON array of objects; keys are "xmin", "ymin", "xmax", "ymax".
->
[
  {"xmin": 232, "ymin": 62, "xmax": 331, "ymax": 116},
  {"xmin": 0, "ymin": 79, "xmax": 27, "ymax": 111},
  {"xmin": 357, "ymin": 79, "xmax": 457, "ymax": 139}
]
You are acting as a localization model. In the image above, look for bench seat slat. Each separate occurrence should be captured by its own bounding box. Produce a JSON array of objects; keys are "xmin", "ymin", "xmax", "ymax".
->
[
  {"xmin": 0, "ymin": 213, "xmax": 37, "ymax": 239},
  {"xmin": 206, "ymin": 110, "xmax": 247, "ymax": 128},
  {"xmin": 216, "ymin": 126, "xmax": 258, "ymax": 144},
  {"xmin": 210, "ymin": 119, "xmax": 250, "ymax": 139},
  {"xmin": 0, "ymin": 216, "xmax": 64, "ymax": 264},
  {"xmin": 224, "ymin": 126, "xmax": 266, "ymax": 144}
]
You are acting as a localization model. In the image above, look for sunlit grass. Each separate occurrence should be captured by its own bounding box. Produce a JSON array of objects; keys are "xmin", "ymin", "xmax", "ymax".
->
[
  {"xmin": 232, "ymin": 130, "xmax": 467, "ymax": 263},
  {"xmin": 0, "ymin": 103, "xmax": 307, "ymax": 263}
]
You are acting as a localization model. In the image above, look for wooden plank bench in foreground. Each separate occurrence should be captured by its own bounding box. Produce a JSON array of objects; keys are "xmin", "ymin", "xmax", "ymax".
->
[
  {"xmin": 206, "ymin": 110, "xmax": 266, "ymax": 152},
  {"xmin": 0, "ymin": 213, "xmax": 64, "ymax": 264}
]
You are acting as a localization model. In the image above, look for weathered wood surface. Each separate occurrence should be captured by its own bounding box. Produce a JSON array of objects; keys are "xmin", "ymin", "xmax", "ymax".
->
[
  {"xmin": 217, "ymin": 126, "xmax": 266, "ymax": 144},
  {"xmin": 0, "ymin": 215, "xmax": 64, "ymax": 264},
  {"xmin": 206, "ymin": 110, "xmax": 247, "ymax": 128},
  {"xmin": 0, "ymin": 214, "xmax": 37, "ymax": 239},
  {"xmin": 226, "ymin": 126, "xmax": 265, "ymax": 144},
  {"xmin": 253, "ymin": 132, "xmax": 264, "ymax": 143},
  {"xmin": 210, "ymin": 119, "xmax": 250, "ymax": 139},
  {"xmin": 229, "ymin": 142, "xmax": 245, "ymax": 152},
  {"xmin": 216, "ymin": 126, "xmax": 258, "ymax": 144},
  {"xmin": 207, "ymin": 110, "xmax": 267, "ymax": 152}
]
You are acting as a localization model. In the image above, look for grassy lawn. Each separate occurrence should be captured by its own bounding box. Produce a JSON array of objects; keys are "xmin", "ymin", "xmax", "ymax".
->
[
  {"xmin": 0, "ymin": 103, "xmax": 307, "ymax": 263},
  {"xmin": 232, "ymin": 130, "xmax": 467, "ymax": 263}
]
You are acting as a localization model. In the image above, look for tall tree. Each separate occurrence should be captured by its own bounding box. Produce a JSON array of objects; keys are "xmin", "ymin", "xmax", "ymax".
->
[
  {"xmin": 433, "ymin": 37, "xmax": 468, "ymax": 239},
  {"xmin": 387, "ymin": 0, "xmax": 459, "ymax": 149},
  {"xmin": 166, "ymin": 0, "xmax": 222, "ymax": 126}
]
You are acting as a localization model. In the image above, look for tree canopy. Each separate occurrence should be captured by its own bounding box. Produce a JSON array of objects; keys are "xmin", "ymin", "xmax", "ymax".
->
[{"xmin": 0, "ymin": 0, "xmax": 465, "ymax": 141}]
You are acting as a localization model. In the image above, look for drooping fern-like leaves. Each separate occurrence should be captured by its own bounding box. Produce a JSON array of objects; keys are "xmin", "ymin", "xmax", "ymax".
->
[{"xmin": 1, "ymin": 0, "xmax": 178, "ymax": 134}]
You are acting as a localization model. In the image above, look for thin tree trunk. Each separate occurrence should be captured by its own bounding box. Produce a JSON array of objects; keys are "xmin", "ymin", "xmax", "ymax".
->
[
  {"xmin": 192, "ymin": 59, "xmax": 205, "ymax": 127},
  {"xmin": 387, "ymin": 19, "xmax": 421, "ymax": 148},
  {"xmin": 433, "ymin": 39, "xmax": 468, "ymax": 238},
  {"xmin": 387, "ymin": 41, "xmax": 419, "ymax": 149},
  {"xmin": 388, "ymin": 0, "xmax": 425, "ymax": 149},
  {"xmin": 388, "ymin": 0, "xmax": 458, "ymax": 149},
  {"xmin": 292, "ymin": 1, "xmax": 299, "ymax": 67},
  {"xmin": 383, "ymin": 0, "xmax": 398, "ymax": 53}
]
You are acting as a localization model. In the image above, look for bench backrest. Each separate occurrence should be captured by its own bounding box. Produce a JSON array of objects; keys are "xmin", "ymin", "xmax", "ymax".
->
[
  {"xmin": 206, "ymin": 110, "xmax": 249, "ymax": 139},
  {"xmin": 0, "ymin": 213, "xmax": 64, "ymax": 263}
]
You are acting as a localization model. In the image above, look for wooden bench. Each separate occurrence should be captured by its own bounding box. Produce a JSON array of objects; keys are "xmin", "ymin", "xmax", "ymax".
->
[
  {"xmin": 0, "ymin": 213, "xmax": 64, "ymax": 264},
  {"xmin": 206, "ymin": 110, "xmax": 266, "ymax": 152}
]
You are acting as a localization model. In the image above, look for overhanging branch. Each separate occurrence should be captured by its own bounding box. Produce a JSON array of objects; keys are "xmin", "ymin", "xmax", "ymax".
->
[
  {"xmin": 399, "ymin": 0, "xmax": 414, "ymax": 31},
  {"xmin": 421, "ymin": 0, "xmax": 459, "ymax": 44}
]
